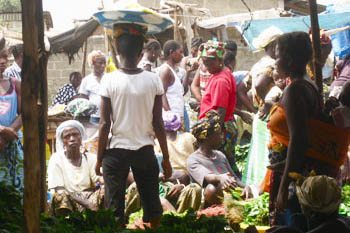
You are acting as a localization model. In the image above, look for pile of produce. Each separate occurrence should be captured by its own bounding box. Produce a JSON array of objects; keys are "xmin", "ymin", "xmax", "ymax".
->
[
  {"xmin": 339, "ymin": 184, "xmax": 350, "ymax": 217},
  {"xmin": 0, "ymin": 182, "xmax": 228, "ymax": 233},
  {"xmin": 242, "ymin": 193, "xmax": 269, "ymax": 226},
  {"xmin": 225, "ymin": 188, "xmax": 269, "ymax": 228}
]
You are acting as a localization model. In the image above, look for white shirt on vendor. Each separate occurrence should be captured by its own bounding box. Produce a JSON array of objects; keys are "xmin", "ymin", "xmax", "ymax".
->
[
  {"xmin": 99, "ymin": 70, "xmax": 164, "ymax": 150},
  {"xmin": 47, "ymin": 152, "xmax": 100, "ymax": 193},
  {"xmin": 79, "ymin": 73, "xmax": 103, "ymax": 118}
]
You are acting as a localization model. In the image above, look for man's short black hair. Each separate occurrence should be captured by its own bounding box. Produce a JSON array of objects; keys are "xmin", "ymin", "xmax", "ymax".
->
[
  {"xmin": 11, "ymin": 44, "xmax": 23, "ymax": 59},
  {"xmin": 163, "ymin": 40, "xmax": 181, "ymax": 58}
]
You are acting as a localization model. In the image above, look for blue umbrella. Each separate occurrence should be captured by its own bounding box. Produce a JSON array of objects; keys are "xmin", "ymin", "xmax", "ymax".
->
[{"xmin": 93, "ymin": 3, "xmax": 174, "ymax": 34}]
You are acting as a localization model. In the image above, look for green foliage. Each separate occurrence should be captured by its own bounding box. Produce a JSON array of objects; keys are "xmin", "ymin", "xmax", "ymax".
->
[
  {"xmin": 0, "ymin": 182, "xmax": 228, "ymax": 233},
  {"xmin": 242, "ymin": 193, "xmax": 269, "ymax": 226},
  {"xmin": 0, "ymin": 182, "xmax": 24, "ymax": 233},
  {"xmin": 158, "ymin": 210, "xmax": 228, "ymax": 233},
  {"xmin": 0, "ymin": 0, "xmax": 21, "ymax": 13},
  {"xmin": 339, "ymin": 184, "xmax": 350, "ymax": 217},
  {"xmin": 235, "ymin": 143, "xmax": 250, "ymax": 174}
]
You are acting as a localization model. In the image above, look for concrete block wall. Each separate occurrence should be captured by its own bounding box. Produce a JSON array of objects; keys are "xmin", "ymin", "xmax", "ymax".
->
[{"xmin": 47, "ymin": 36, "xmax": 106, "ymax": 104}]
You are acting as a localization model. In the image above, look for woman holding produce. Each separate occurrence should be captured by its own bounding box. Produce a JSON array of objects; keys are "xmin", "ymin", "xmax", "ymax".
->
[{"xmin": 187, "ymin": 110, "xmax": 250, "ymax": 207}]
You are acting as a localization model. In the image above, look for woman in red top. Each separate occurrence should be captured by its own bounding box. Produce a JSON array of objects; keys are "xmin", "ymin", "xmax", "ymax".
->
[{"xmin": 198, "ymin": 40, "xmax": 239, "ymax": 177}]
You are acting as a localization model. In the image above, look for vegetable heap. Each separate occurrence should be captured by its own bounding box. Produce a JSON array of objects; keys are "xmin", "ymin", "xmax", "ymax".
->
[
  {"xmin": 225, "ymin": 189, "xmax": 269, "ymax": 227},
  {"xmin": 0, "ymin": 182, "xmax": 228, "ymax": 233},
  {"xmin": 242, "ymin": 193, "xmax": 269, "ymax": 226},
  {"xmin": 339, "ymin": 184, "xmax": 350, "ymax": 217}
]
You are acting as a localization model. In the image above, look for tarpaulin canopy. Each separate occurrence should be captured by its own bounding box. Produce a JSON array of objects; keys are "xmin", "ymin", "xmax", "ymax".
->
[
  {"xmin": 196, "ymin": 8, "xmax": 281, "ymax": 29},
  {"xmin": 238, "ymin": 11, "xmax": 350, "ymax": 50},
  {"xmin": 48, "ymin": 18, "xmax": 100, "ymax": 63}
]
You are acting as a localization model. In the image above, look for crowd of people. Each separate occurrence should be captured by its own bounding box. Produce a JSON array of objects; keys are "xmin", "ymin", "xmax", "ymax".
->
[{"xmin": 0, "ymin": 22, "xmax": 350, "ymax": 232}]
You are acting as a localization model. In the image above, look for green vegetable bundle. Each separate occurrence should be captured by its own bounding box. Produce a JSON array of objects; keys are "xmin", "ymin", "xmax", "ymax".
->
[
  {"xmin": 242, "ymin": 193, "xmax": 269, "ymax": 226},
  {"xmin": 339, "ymin": 184, "xmax": 350, "ymax": 217}
]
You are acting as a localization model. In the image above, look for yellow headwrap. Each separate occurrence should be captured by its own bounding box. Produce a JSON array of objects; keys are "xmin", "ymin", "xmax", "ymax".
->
[
  {"xmin": 296, "ymin": 175, "xmax": 341, "ymax": 215},
  {"xmin": 191, "ymin": 110, "xmax": 221, "ymax": 140}
]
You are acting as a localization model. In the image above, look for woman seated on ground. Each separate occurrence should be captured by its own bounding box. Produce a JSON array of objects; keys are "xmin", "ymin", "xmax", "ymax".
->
[
  {"xmin": 47, "ymin": 120, "xmax": 104, "ymax": 216},
  {"xmin": 187, "ymin": 110, "xmax": 250, "ymax": 207},
  {"xmin": 51, "ymin": 72, "xmax": 82, "ymax": 106},
  {"xmin": 126, "ymin": 112, "xmax": 201, "ymax": 215},
  {"xmin": 266, "ymin": 175, "xmax": 350, "ymax": 233}
]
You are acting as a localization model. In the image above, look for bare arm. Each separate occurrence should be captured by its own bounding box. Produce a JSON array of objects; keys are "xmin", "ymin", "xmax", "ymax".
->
[
  {"xmin": 237, "ymin": 82, "xmax": 256, "ymax": 113},
  {"xmin": 153, "ymin": 95, "xmax": 172, "ymax": 179},
  {"xmin": 159, "ymin": 67, "xmax": 173, "ymax": 111},
  {"xmin": 182, "ymin": 69, "xmax": 191, "ymax": 95},
  {"xmin": 277, "ymin": 83, "xmax": 310, "ymax": 209},
  {"xmin": 191, "ymin": 68, "xmax": 202, "ymax": 102},
  {"xmin": 95, "ymin": 96, "xmax": 112, "ymax": 175},
  {"xmin": 217, "ymin": 107, "xmax": 227, "ymax": 125},
  {"xmin": 11, "ymin": 80, "xmax": 22, "ymax": 132},
  {"xmin": 78, "ymin": 94, "xmax": 89, "ymax": 99},
  {"xmin": 254, "ymin": 73, "xmax": 274, "ymax": 101}
]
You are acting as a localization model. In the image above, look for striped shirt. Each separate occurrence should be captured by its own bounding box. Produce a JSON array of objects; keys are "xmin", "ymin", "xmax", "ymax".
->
[{"xmin": 4, "ymin": 62, "xmax": 21, "ymax": 80}]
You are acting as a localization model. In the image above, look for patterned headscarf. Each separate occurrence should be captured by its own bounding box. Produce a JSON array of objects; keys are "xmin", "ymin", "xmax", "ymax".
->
[
  {"xmin": 191, "ymin": 110, "xmax": 221, "ymax": 140},
  {"xmin": 113, "ymin": 23, "xmax": 147, "ymax": 39},
  {"xmin": 199, "ymin": 40, "xmax": 225, "ymax": 59},
  {"xmin": 296, "ymin": 175, "xmax": 341, "ymax": 215},
  {"xmin": 163, "ymin": 111, "xmax": 182, "ymax": 132}
]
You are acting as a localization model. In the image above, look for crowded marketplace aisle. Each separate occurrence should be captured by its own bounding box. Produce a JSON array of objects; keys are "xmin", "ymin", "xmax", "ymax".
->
[{"xmin": 1, "ymin": 0, "xmax": 350, "ymax": 232}]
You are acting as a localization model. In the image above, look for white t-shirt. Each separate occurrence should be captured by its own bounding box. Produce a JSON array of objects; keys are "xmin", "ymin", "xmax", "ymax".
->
[
  {"xmin": 47, "ymin": 152, "xmax": 100, "ymax": 193},
  {"xmin": 100, "ymin": 70, "xmax": 164, "ymax": 150},
  {"xmin": 79, "ymin": 73, "xmax": 103, "ymax": 118}
]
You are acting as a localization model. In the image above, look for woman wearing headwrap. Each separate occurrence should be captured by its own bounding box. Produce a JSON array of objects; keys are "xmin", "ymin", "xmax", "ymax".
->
[
  {"xmin": 96, "ymin": 23, "xmax": 171, "ymax": 228},
  {"xmin": 269, "ymin": 175, "xmax": 350, "ymax": 233},
  {"xmin": 47, "ymin": 120, "xmax": 104, "ymax": 216},
  {"xmin": 197, "ymin": 40, "xmax": 240, "ymax": 177},
  {"xmin": 187, "ymin": 110, "xmax": 250, "ymax": 207}
]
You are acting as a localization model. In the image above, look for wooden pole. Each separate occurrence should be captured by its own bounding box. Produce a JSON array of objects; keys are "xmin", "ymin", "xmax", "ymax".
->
[
  {"xmin": 22, "ymin": 0, "xmax": 48, "ymax": 231},
  {"xmin": 82, "ymin": 40, "xmax": 88, "ymax": 77},
  {"xmin": 308, "ymin": 0, "xmax": 323, "ymax": 99}
]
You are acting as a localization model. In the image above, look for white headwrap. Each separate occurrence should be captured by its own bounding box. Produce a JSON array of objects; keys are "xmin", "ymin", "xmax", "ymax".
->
[{"xmin": 55, "ymin": 120, "xmax": 86, "ymax": 152}]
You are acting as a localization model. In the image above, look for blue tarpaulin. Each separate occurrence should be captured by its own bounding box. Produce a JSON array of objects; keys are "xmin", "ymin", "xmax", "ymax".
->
[{"xmin": 239, "ymin": 12, "xmax": 350, "ymax": 54}]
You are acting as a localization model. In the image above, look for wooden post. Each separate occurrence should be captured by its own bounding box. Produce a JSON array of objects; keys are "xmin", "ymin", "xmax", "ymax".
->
[
  {"xmin": 22, "ymin": 0, "xmax": 48, "ymax": 231},
  {"xmin": 82, "ymin": 40, "xmax": 88, "ymax": 77},
  {"xmin": 308, "ymin": 0, "xmax": 323, "ymax": 99}
]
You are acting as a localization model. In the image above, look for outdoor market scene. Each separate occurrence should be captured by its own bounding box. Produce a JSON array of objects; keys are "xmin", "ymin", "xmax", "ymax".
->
[{"xmin": 1, "ymin": 0, "xmax": 350, "ymax": 232}]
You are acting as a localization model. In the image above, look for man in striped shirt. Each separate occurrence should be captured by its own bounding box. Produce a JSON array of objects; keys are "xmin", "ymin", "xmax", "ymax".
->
[{"xmin": 4, "ymin": 44, "xmax": 23, "ymax": 81}]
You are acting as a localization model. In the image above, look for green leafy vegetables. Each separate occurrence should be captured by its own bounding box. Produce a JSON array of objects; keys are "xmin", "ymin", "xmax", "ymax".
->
[{"xmin": 339, "ymin": 184, "xmax": 350, "ymax": 217}]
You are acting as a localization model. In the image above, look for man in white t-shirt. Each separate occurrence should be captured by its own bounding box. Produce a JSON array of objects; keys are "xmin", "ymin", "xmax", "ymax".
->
[
  {"xmin": 95, "ymin": 24, "xmax": 172, "ymax": 229},
  {"xmin": 79, "ymin": 50, "xmax": 106, "ymax": 124}
]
